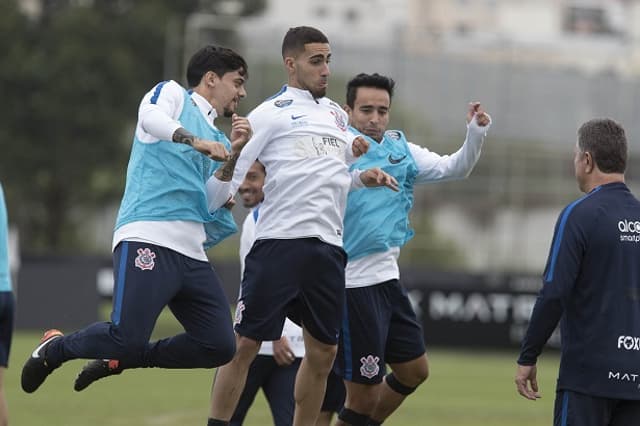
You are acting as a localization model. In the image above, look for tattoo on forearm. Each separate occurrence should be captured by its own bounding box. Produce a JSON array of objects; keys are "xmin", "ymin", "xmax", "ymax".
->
[
  {"xmin": 215, "ymin": 152, "xmax": 241, "ymax": 182},
  {"xmin": 172, "ymin": 128, "xmax": 196, "ymax": 146}
]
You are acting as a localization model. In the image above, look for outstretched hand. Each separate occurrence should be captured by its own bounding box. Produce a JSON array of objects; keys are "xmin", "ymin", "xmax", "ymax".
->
[
  {"xmin": 360, "ymin": 168, "xmax": 399, "ymax": 191},
  {"xmin": 515, "ymin": 364, "xmax": 542, "ymax": 401},
  {"xmin": 230, "ymin": 114, "xmax": 253, "ymax": 153},
  {"xmin": 466, "ymin": 102, "xmax": 491, "ymax": 127}
]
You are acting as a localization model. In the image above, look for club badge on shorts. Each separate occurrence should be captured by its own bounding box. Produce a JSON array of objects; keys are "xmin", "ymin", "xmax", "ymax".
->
[
  {"xmin": 360, "ymin": 355, "xmax": 380, "ymax": 379},
  {"xmin": 134, "ymin": 248, "xmax": 156, "ymax": 271}
]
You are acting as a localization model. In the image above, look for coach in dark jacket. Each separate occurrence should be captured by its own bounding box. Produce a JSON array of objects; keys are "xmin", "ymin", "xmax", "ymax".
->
[{"xmin": 516, "ymin": 118, "xmax": 640, "ymax": 426}]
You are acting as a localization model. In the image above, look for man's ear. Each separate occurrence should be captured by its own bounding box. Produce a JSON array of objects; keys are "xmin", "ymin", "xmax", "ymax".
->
[
  {"xmin": 283, "ymin": 57, "xmax": 295, "ymax": 73},
  {"xmin": 343, "ymin": 104, "xmax": 352, "ymax": 115},
  {"xmin": 585, "ymin": 151, "xmax": 594, "ymax": 173},
  {"xmin": 206, "ymin": 71, "xmax": 219, "ymax": 88}
]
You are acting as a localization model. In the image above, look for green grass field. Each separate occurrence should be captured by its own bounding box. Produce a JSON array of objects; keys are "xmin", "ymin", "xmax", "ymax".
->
[
  {"xmin": 5, "ymin": 308, "xmax": 560, "ymax": 425},
  {"xmin": 6, "ymin": 336, "xmax": 559, "ymax": 425}
]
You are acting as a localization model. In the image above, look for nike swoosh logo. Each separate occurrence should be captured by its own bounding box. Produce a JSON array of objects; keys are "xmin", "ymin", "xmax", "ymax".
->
[
  {"xmin": 31, "ymin": 336, "xmax": 59, "ymax": 358},
  {"xmin": 388, "ymin": 154, "xmax": 407, "ymax": 164},
  {"xmin": 291, "ymin": 114, "xmax": 306, "ymax": 120}
]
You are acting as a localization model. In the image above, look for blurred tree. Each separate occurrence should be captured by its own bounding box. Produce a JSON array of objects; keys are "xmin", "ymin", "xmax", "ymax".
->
[{"xmin": 0, "ymin": 0, "xmax": 265, "ymax": 253}]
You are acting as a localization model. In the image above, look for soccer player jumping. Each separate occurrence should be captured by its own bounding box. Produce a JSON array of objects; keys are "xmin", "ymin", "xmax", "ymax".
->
[{"xmin": 21, "ymin": 45, "xmax": 252, "ymax": 394}]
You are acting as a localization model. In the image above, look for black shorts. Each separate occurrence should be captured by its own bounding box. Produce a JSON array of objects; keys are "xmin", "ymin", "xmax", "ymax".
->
[
  {"xmin": 554, "ymin": 390, "xmax": 640, "ymax": 426},
  {"xmin": 335, "ymin": 279, "xmax": 426, "ymax": 384},
  {"xmin": 0, "ymin": 291, "xmax": 15, "ymax": 367},
  {"xmin": 235, "ymin": 238, "xmax": 347, "ymax": 345}
]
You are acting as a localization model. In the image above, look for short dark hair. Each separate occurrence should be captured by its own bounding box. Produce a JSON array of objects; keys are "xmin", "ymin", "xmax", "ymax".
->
[
  {"xmin": 281, "ymin": 26, "xmax": 329, "ymax": 59},
  {"xmin": 577, "ymin": 118, "xmax": 627, "ymax": 174},
  {"xmin": 186, "ymin": 45, "xmax": 248, "ymax": 87},
  {"xmin": 345, "ymin": 73, "xmax": 396, "ymax": 109}
]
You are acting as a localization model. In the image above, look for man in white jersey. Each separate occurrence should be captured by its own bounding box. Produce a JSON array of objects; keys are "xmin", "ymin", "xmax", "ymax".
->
[
  {"xmin": 21, "ymin": 45, "xmax": 253, "ymax": 395},
  {"xmin": 334, "ymin": 73, "xmax": 491, "ymax": 425},
  {"xmin": 231, "ymin": 161, "xmax": 345, "ymax": 426},
  {"xmin": 208, "ymin": 27, "xmax": 396, "ymax": 426}
]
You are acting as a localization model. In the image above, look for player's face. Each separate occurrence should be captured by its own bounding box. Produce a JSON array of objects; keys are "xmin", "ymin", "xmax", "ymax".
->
[
  {"xmin": 288, "ymin": 43, "xmax": 331, "ymax": 98},
  {"xmin": 211, "ymin": 69, "xmax": 247, "ymax": 117},
  {"xmin": 346, "ymin": 87, "xmax": 391, "ymax": 142},
  {"xmin": 238, "ymin": 162, "xmax": 266, "ymax": 208}
]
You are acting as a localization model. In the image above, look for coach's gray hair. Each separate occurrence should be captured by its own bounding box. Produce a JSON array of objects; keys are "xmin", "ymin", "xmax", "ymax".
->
[{"xmin": 577, "ymin": 118, "xmax": 627, "ymax": 174}]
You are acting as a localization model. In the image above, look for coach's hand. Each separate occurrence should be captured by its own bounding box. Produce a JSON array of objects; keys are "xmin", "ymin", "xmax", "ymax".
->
[
  {"xmin": 273, "ymin": 337, "xmax": 296, "ymax": 366},
  {"xmin": 515, "ymin": 364, "xmax": 542, "ymax": 401}
]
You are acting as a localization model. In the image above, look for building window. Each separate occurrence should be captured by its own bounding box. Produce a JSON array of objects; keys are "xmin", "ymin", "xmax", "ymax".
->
[{"xmin": 563, "ymin": 6, "xmax": 612, "ymax": 35}]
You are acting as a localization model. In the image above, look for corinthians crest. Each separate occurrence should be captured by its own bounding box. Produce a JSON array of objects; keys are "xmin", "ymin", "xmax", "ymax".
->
[
  {"xmin": 134, "ymin": 248, "xmax": 156, "ymax": 271},
  {"xmin": 330, "ymin": 110, "xmax": 347, "ymax": 131},
  {"xmin": 359, "ymin": 354, "xmax": 380, "ymax": 379}
]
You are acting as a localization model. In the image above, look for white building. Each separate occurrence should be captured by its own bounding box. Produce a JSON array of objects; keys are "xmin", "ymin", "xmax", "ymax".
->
[{"xmin": 405, "ymin": 0, "xmax": 640, "ymax": 75}]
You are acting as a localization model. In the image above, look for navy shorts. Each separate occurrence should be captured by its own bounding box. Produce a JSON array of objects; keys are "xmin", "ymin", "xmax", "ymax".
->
[
  {"xmin": 235, "ymin": 238, "xmax": 347, "ymax": 345},
  {"xmin": 335, "ymin": 279, "xmax": 426, "ymax": 384},
  {"xmin": 554, "ymin": 390, "xmax": 640, "ymax": 426},
  {"xmin": 0, "ymin": 291, "xmax": 15, "ymax": 367}
]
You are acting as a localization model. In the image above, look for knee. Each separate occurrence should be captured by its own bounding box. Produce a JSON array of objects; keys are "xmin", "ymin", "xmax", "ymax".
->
[
  {"xmin": 191, "ymin": 336, "xmax": 237, "ymax": 369},
  {"xmin": 393, "ymin": 356, "xmax": 429, "ymax": 388},
  {"xmin": 213, "ymin": 335, "xmax": 237, "ymax": 367},
  {"xmin": 345, "ymin": 385, "xmax": 379, "ymax": 414},
  {"xmin": 207, "ymin": 331, "xmax": 238, "ymax": 367},
  {"xmin": 186, "ymin": 327, "xmax": 237, "ymax": 368},
  {"xmin": 305, "ymin": 342, "xmax": 337, "ymax": 374},
  {"xmin": 233, "ymin": 335, "xmax": 261, "ymax": 364},
  {"xmin": 412, "ymin": 360, "xmax": 429, "ymax": 385}
]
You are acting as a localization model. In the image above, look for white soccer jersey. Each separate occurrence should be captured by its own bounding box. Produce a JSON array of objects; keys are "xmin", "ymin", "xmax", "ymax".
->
[
  {"xmin": 228, "ymin": 85, "xmax": 360, "ymax": 248},
  {"xmin": 239, "ymin": 207, "xmax": 305, "ymax": 357},
  {"xmin": 345, "ymin": 118, "xmax": 491, "ymax": 288}
]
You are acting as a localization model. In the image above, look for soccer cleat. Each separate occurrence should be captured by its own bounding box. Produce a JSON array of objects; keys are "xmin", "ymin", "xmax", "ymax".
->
[
  {"xmin": 21, "ymin": 329, "xmax": 64, "ymax": 393},
  {"xmin": 74, "ymin": 359, "xmax": 123, "ymax": 391}
]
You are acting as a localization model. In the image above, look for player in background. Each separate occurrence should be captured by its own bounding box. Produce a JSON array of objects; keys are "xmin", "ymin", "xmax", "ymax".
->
[
  {"xmin": 208, "ymin": 27, "xmax": 397, "ymax": 426},
  {"xmin": 21, "ymin": 45, "xmax": 252, "ymax": 394},
  {"xmin": 232, "ymin": 160, "xmax": 303, "ymax": 426},
  {"xmin": 335, "ymin": 73, "xmax": 491, "ymax": 426},
  {"xmin": 231, "ymin": 161, "xmax": 345, "ymax": 426},
  {"xmin": 0, "ymin": 182, "xmax": 14, "ymax": 426},
  {"xmin": 516, "ymin": 118, "xmax": 640, "ymax": 426}
]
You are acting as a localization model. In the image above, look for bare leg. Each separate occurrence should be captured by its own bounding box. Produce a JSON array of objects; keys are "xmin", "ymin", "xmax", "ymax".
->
[
  {"xmin": 293, "ymin": 328, "xmax": 337, "ymax": 426},
  {"xmin": 316, "ymin": 410, "xmax": 334, "ymax": 426},
  {"xmin": 370, "ymin": 354, "xmax": 429, "ymax": 423},
  {"xmin": 209, "ymin": 335, "xmax": 261, "ymax": 421}
]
